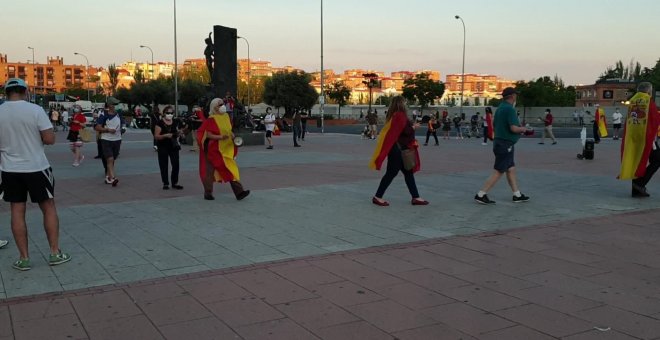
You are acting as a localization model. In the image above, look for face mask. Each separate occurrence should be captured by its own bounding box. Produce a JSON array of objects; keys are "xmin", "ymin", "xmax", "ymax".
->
[{"xmin": 219, "ymin": 105, "xmax": 227, "ymax": 114}]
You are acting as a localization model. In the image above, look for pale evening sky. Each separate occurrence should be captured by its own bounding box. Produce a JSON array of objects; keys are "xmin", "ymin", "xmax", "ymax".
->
[{"xmin": 2, "ymin": 0, "xmax": 659, "ymax": 85}]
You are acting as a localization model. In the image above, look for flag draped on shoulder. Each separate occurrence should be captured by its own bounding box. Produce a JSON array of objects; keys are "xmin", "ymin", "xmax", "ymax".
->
[
  {"xmin": 618, "ymin": 92, "xmax": 659, "ymax": 180},
  {"xmin": 596, "ymin": 107, "xmax": 608, "ymax": 137},
  {"xmin": 369, "ymin": 111, "xmax": 420, "ymax": 172},
  {"xmin": 198, "ymin": 114, "xmax": 240, "ymax": 182}
]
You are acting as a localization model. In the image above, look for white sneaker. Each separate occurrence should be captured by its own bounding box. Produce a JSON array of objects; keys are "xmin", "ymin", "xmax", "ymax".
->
[
  {"xmin": 0, "ymin": 240, "xmax": 8, "ymax": 249},
  {"xmin": 72, "ymin": 162, "xmax": 80, "ymax": 167},
  {"xmin": 79, "ymin": 155, "xmax": 85, "ymax": 164},
  {"xmin": 105, "ymin": 176, "xmax": 114, "ymax": 184},
  {"xmin": 481, "ymin": 142, "xmax": 487, "ymax": 146},
  {"xmin": 153, "ymin": 145, "xmax": 158, "ymax": 151}
]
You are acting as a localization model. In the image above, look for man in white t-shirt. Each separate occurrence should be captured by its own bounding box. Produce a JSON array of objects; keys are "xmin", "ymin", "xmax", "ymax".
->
[
  {"xmin": 264, "ymin": 107, "xmax": 276, "ymax": 149},
  {"xmin": 0, "ymin": 78, "xmax": 71, "ymax": 271},
  {"xmin": 61, "ymin": 109, "xmax": 69, "ymax": 131},
  {"xmin": 612, "ymin": 107, "xmax": 623, "ymax": 140},
  {"xmin": 95, "ymin": 97, "xmax": 124, "ymax": 186}
]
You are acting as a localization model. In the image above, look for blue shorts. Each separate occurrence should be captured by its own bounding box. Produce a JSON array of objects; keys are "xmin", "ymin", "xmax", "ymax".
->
[{"xmin": 493, "ymin": 139, "xmax": 515, "ymax": 173}]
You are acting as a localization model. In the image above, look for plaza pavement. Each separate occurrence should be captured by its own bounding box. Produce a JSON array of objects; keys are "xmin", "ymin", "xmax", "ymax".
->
[{"xmin": 0, "ymin": 128, "xmax": 659, "ymax": 339}]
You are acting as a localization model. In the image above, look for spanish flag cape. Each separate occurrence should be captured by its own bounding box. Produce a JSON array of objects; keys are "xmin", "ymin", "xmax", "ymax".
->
[
  {"xmin": 485, "ymin": 113, "xmax": 494, "ymax": 141},
  {"xmin": 369, "ymin": 111, "xmax": 420, "ymax": 172},
  {"xmin": 595, "ymin": 107, "xmax": 609, "ymax": 137},
  {"xmin": 619, "ymin": 93, "xmax": 660, "ymax": 180},
  {"xmin": 198, "ymin": 113, "xmax": 240, "ymax": 182}
]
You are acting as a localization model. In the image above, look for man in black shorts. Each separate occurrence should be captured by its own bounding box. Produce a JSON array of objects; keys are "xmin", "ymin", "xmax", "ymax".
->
[
  {"xmin": 474, "ymin": 87, "xmax": 530, "ymax": 204},
  {"xmin": 95, "ymin": 97, "xmax": 124, "ymax": 186},
  {"xmin": 0, "ymin": 78, "xmax": 71, "ymax": 270}
]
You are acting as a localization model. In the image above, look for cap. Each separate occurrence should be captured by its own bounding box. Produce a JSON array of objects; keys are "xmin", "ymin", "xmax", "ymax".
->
[
  {"xmin": 4, "ymin": 78, "xmax": 28, "ymax": 90},
  {"xmin": 501, "ymin": 87, "xmax": 518, "ymax": 98},
  {"xmin": 106, "ymin": 97, "xmax": 121, "ymax": 105}
]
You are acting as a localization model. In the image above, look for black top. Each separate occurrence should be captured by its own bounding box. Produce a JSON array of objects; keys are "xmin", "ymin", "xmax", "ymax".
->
[
  {"xmin": 155, "ymin": 120, "xmax": 180, "ymax": 150},
  {"xmin": 397, "ymin": 119, "xmax": 415, "ymax": 148}
]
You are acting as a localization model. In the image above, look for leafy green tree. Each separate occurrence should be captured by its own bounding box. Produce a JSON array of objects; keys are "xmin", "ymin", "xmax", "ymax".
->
[
  {"xmin": 238, "ymin": 76, "xmax": 267, "ymax": 105},
  {"xmin": 487, "ymin": 97, "xmax": 502, "ymax": 107},
  {"xmin": 179, "ymin": 78, "xmax": 207, "ymax": 113},
  {"xmin": 401, "ymin": 73, "xmax": 445, "ymax": 115},
  {"xmin": 378, "ymin": 94, "xmax": 393, "ymax": 107},
  {"xmin": 474, "ymin": 97, "xmax": 481, "ymax": 106},
  {"xmin": 64, "ymin": 83, "xmax": 88, "ymax": 100},
  {"xmin": 149, "ymin": 78, "xmax": 173, "ymax": 107},
  {"xmin": 134, "ymin": 69, "xmax": 146, "ymax": 84},
  {"xmin": 598, "ymin": 59, "xmax": 642, "ymax": 83},
  {"xmin": 326, "ymin": 81, "xmax": 351, "ymax": 118},
  {"xmin": 638, "ymin": 58, "xmax": 660, "ymax": 91},
  {"xmin": 516, "ymin": 76, "xmax": 575, "ymax": 107},
  {"xmin": 263, "ymin": 71, "xmax": 317, "ymax": 116},
  {"xmin": 108, "ymin": 64, "xmax": 120, "ymax": 95}
]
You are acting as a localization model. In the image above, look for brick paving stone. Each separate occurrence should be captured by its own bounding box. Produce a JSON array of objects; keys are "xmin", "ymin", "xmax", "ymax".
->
[
  {"xmin": 394, "ymin": 268, "xmax": 471, "ymax": 292},
  {"xmin": 347, "ymin": 251, "xmax": 425, "ymax": 274},
  {"xmin": 582, "ymin": 271, "xmax": 660, "ymax": 298},
  {"xmin": 125, "ymin": 282, "xmax": 188, "ymax": 303},
  {"xmin": 537, "ymin": 246, "xmax": 606, "ymax": 265},
  {"xmin": 569, "ymin": 286, "xmax": 660, "ymax": 316},
  {"xmin": 391, "ymin": 323, "xmax": 476, "ymax": 340},
  {"xmin": 177, "ymin": 275, "xmax": 252, "ymax": 303},
  {"xmin": 562, "ymin": 329, "xmax": 640, "ymax": 340},
  {"xmin": 508, "ymin": 285, "xmax": 603, "ymax": 314},
  {"xmin": 421, "ymin": 302, "xmax": 515, "ymax": 337},
  {"xmin": 139, "ymin": 295, "xmax": 212, "ymax": 326},
  {"xmin": 309, "ymin": 256, "xmax": 405, "ymax": 290},
  {"xmin": 70, "ymin": 290, "xmax": 143, "ymax": 324},
  {"xmin": 0, "ymin": 306, "xmax": 11, "ymax": 338},
  {"xmin": 347, "ymin": 299, "xmax": 436, "ymax": 333},
  {"xmin": 226, "ymin": 268, "xmax": 317, "ymax": 304},
  {"xmin": 9, "ymin": 298, "xmax": 75, "ymax": 322},
  {"xmin": 387, "ymin": 248, "xmax": 480, "ymax": 275},
  {"xmin": 314, "ymin": 321, "xmax": 394, "ymax": 340},
  {"xmin": 451, "ymin": 269, "xmax": 538, "ymax": 294},
  {"xmin": 481, "ymin": 234, "xmax": 558, "ymax": 252},
  {"xmin": 158, "ymin": 317, "xmax": 242, "ymax": 340},
  {"xmin": 419, "ymin": 242, "xmax": 492, "ymax": 263},
  {"xmin": 12, "ymin": 313, "xmax": 87, "ymax": 340},
  {"xmin": 495, "ymin": 304, "xmax": 593, "ymax": 338},
  {"xmin": 274, "ymin": 298, "xmax": 358, "ymax": 331},
  {"xmin": 572, "ymin": 305, "xmax": 660, "ymax": 339},
  {"xmin": 441, "ymin": 284, "xmax": 528, "ymax": 312},
  {"xmin": 84, "ymin": 314, "xmax": 163, "ymax": 340},
  {"xmin": 267, "ymin": 263, "xmax": 344, "ymax": 289},
  {"xmin": 374, "ymin": 282, "xmax": 455, "ymax": 310},
  {"xmin": 235, "ymin": 318, "xmax": 321, "ymax": 340},
  {"xmin": 478, "ymin": 325, "xmax": 556, "ymax": 340},
  {"xmin": 206, "ymin": 296, "xmax": 285, "ymax": 327},
  {"xmin": 310, "ymin": 281, "xmax": 385, "ymax": 307}
]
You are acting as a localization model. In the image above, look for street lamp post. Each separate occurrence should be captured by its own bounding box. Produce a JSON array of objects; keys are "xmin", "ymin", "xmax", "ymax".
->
[
  {"xmin": 139, "ymin": 45, "xmax": 154, "ymax": 80},
  {"xmin": 455, "ymin": 15, "xmax": 466, "ymax": 116},
  {"xmin": 27, "ymin": 46, "xmax": 35, "ymax": 102},
  {"xmin": 173, "ymin": 0, "xmax": 179, "ymax": 116},
  {"xmin": 74, "ymin": 52, "xmax": 90, "ymax": 101},
  {"xmin": 320, "ymin": 0, "xmax": 325, "ymax": 133},
  {"xmin": 237, "ymin": 36, "xmax": 251, "ymax": 113}
]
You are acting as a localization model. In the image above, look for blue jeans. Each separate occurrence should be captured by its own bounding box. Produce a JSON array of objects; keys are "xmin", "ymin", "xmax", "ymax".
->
[{"xmin": 293, "ymin": 125, "xmax": 301, "ymax": 146}]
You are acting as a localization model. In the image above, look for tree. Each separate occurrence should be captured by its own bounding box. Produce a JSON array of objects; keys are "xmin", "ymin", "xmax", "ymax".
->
[
  {"xmin": 134, "ymin": 69, "xmax": 146, "ymax": 84},
  {"xmin": 64, "ymin": 83, "xmax": 88, "ymax": 100},
  {"xmin": 638, "ymin": 58, "xmax": 660, "ymax": 91},
  {"xmin": 108, "ymin": 64, "xmax": 120, "ymax": 95},
  {"xmin": 263, "ymin": 71, "xmax": 318, "ymax": 116},
  {"xmin": 326, "ymin": 81, "xmax": 351, "ymax": 118},
  {"xmin": 474, "ymin": 97, "xmax": 481, "ymax": 106},
  {"xmin": 487, "ymin": 97, "xmax": 502, "ymax": 107},
  {"xmin": 401, "ymin": 73, "xmax": 445, "ymax": 115},
  {"xmin": 179, "ymin": 78, "xmax": 206, "ymax": 113},
  {"xmin": 598, "ymin": 59, "xmax": 642, "ymax": 83},
  {"xmin": 515, "ymin": 76, "xmax": 576, "ymax": 107},
  {"xmin": 238, "ymin": 76, "xmax": 267, "ymax": 105}
]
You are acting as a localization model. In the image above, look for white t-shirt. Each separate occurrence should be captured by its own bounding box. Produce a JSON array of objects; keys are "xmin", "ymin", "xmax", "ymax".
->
[
  {"xmin": 612, "ymin": 111, "xmax": 623, "ymax": 124},
  {"xmin": 62, "ymin": 110, "xmax": 69, "ymax": 122},
  {"xmin": 264, "ymin": 113, "xmax": 276, "ymax": 131},
  {"xmin": 0, "ymin": 100, "xmax": 53, "ymax": 172},
  {"xmin": 97, "ymin": 112, "xmax": 123, "ymax": 141}
]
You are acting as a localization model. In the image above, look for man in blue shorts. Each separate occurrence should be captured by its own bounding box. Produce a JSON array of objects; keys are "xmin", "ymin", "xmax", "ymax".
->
[{"xmin": 474, "ymin": 87, "xmax": 530, "ymax": 204}]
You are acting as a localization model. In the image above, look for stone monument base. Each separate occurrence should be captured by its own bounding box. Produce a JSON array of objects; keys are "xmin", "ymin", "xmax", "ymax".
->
[{"xmin": 236, "ymin": 131, "xmax": 265, "ymax": 146}]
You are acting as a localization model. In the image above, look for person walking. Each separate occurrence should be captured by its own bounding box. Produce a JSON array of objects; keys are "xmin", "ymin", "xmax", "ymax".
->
[
  {"xmin": 369, "ymin": 96, "xmax": 428, "ymax": 206},
  {"xmin": 441, "ymin": 113, "xmax": 451, "ymax": 140},
  {"xmin": 95, "ymin": 97, "xmax": 124, "ymax": 186},
  {"xmin": 300, "ymin": 108, "xmax": 309, "ymax": 141},
  {"xmin": 539, "ymin": 108, "xmax": 557, "ymax": 145},
  {"xmin": 0, "ymin": 78, "xmax": 71, "ymax": 271},
  {"xmin": 424, "ymin": 115, "xmax": 439, "ymax": 146},
  {"xmin": 67, "ymin": 105, "xmax": 87, "ymax": 166},
  {"xmin": 61, "ymin": 108, "xmax": 69, "ymax": 132},
  {"xmin": 474, "ymin": 87, "xmax": 530, "ymax": 204},
  {"xmin": 51, "ymin": 108, "xmax": 60, "ymax": 132},
  {"xmin": 264, "ymin": 107, "xmax": 276, "ymax": 149},
  {"xmin": 155, "ymin": 112, "xmax": 184, "ymax": 190},
  {"xmin": 482, "ymin": 107, "xmax": 494, "ymax": 145},
  {"xmin": 292, "ymin": 108, "xmax": 302, "ymax": 147},
  {"xmin": 612, "ymin": 107, "xmax": 623, "ymax": 140},
  {"xmin": 189, "ymin": 106, "xmax": 205, "ymax": 152},
  {"xmin": 198, "ymin": 98, "xmax": 250, "ymax": 201},
  {"xmin": 453, "ymin": 114, "xmax": 463, "ymax": 139},
  {"xmin": 367, "ymin": 110, "xmax": 378, "ymax": 139},
  {"xmin": 619, "ymin": 82, "xmax": 660, "ymax": 197},
  {"xmin": 578, "ymin": 110, "xmax": 585, "ymax": 127}
]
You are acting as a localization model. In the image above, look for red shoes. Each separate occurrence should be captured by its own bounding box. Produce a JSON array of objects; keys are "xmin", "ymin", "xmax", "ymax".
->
[
  {"xmin": 412, "ymin": 198, "xmax": 429, "ymax": 205},
  {"xmin": 372, "ymin": 197, "xmax": 389, "ymax": 206}
]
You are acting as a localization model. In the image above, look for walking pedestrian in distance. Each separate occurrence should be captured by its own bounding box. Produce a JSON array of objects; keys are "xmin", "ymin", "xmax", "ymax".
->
[
  {"xmin": 474, "ymin": 87, "xmax": 530, "ymax": 204},
  {"xmin": 612, "ymin": 107, "xmax": 623, "ymax": 140},
  {"xmin": 538, "ymin": 108, "xmax": 557, "ymax": 145},
  {"xmin": 367, "ymin": 110, "xmax": 378, "ymax": 139},
  {"xmin": 300, "ymin": 108, "xmax": 309, "ymax": 141},
  {"xmin": 453, "ymin": 114, "xmax": 463, "ymax": 139},
  {"xmin": 95, "ymin": 97, "xmax": 124, "ymax": 186},
  {"xmin": 424, "ymin": 115, "xmax": 439, "ymax": 146},
  {"xmin": 0, "ymin": 78, "xmax": 71, "ymax": 270},
  {"xmin": 482, "ymin": 107, "xmax": 494, "ymax": 145},
  {"xmin": 292, "ymin": 108, "xmax": 302, "ymax": 147},
  {"xmin": 67, "ymin": 105, "xmax": 87, "ymax": 166},
  {"xmin": 370, "ymin": 96, "xmax": 428, "ymax": 206},
  {"xmin": 154, "ymin": 108, "xmax": 184, "ymax": 190},
  {"xmin": 264, "ymin": 107, "xmax": 276, "ymax": 149}
]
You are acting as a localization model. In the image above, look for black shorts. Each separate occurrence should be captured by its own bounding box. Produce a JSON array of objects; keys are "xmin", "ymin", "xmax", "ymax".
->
[
  {"xmin": 493, "ymin": 139, "xmax": 515, "ymax": 173},
  {"xmin": 266, "ymin": 130, "xmax": 273, "ymax": 138},
  {"xmin": 613, "ymin": 123, "xmax": 622, "ymax": 129},
  {"xmin": 67, "ymin": 130, "xmax": 79, "ymax": 142},
  {"xmin": 0, "ymin": 168, "xmax": 55, "ymax": 203},
  {"xmin": 101, "ymin": 140, "xmax": 121, "ymax": 160}
]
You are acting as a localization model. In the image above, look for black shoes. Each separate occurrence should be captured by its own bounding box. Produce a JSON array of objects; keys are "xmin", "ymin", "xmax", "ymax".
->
[
  {"xmin": 474, "ymin": 194, "xmax": 496, "ymax": 205},
  {"xmin": 632, "ymin": 182, "xmax": 650, "ymax": 198},
  {"xmin": 237, "ymin": 190, "xmax": 250, "ymax": 201},
  {"xmin": 172, "ymin": 184, "xmax": 184, "ymax": 190},
  {"xmin": 204, "ymin": 193, "xmax": 215, "ymax": 200},
  {"xmin": 294, "ymin": 145, "xmax": 301, "ymax": 147},
  {"xmin": 513, "ymin": 194, "xmax": 531, "ymax": 203},
  {"xmin": 163, "ymin": 185, "xmax": 170, "ymax": 190}
]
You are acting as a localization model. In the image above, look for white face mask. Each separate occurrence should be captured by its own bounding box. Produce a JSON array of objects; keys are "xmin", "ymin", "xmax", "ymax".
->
[{"xmin": 218, "ymin": 105, "xmax": 227, "ymax": 114}]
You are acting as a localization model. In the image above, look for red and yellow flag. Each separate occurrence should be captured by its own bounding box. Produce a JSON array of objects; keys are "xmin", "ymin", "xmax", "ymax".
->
[
  {"xmin": 595, "ymin": 107, "xmax": 609, "ymax": 138},
  {"xmin": 618, "ymin": 93, "xmax": 659, "ymax": 179},
  {"xmin": 485, "ymin": 113, "xmax": 494, "ymax": 141},
  {"xmin": 198, "ymin": 113, "xmax": 240, "ymax": 182},
  {"xmin": 369, "ymin": 111, "xmax": 420, "ymax": 172}
]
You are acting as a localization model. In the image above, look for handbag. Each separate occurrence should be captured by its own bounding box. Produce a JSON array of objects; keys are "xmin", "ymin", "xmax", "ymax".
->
[
  {"xmin": 79, "ymin": 128, "xmax": 92, "ymax": 143},
  {"xmin": 400, "ymin": 145, "xmax": 416, "ymax": 171}
]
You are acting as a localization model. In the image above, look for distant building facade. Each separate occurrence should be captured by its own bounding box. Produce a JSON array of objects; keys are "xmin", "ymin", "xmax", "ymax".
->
[{"xmin": 575, "ymin": 79, "xmax": 635, "ymax": 107}]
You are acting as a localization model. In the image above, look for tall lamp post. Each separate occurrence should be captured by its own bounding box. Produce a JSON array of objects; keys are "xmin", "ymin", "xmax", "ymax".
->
[
  {"xmin": 237, "ymin": 36, "xmax": 251, "ymax": 112},
  {"xmin": 173, "ymin": 0, "xmax": 179, "ymax": 116},
  {"xmin": 455, "ymin": 15, "xmax": 466, "ymax": 116},
  {"xmin": 27, "ymin": 46, "xmax": 35, "ymax": 102},
  {"xmin": 74, "ymin": 52, "xmax": 91, "ymax": 101},
  {"xmin": 139, "ymin": 45, "xmax": 154, "ymax": 80}
]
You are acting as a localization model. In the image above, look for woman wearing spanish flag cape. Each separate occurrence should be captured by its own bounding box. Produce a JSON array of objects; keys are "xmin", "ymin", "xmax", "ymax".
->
[
  {"xmin": 369, "ymin": 96, "xmax": 428, "ymax": 206},
  {"xmin": 198, "ymin": 98, "xmax": 250, "ymax": 201},
  {"xmin": 618, "ymin": 82, "xmax": 660, "ymax": 197}
]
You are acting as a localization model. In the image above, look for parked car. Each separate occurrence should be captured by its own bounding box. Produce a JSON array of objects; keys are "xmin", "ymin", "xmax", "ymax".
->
[{"xmin": 83, "ymin": 111, "xmax": 94, "ymax": 126}]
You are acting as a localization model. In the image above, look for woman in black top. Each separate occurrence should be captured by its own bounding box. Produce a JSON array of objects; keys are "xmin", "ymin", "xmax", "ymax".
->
[{"xmin": 154, "ymin": 108, "xmax": 184, "ymax": 190}]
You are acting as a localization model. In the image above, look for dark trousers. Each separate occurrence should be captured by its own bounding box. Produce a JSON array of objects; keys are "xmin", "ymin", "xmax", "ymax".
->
[
  {"xmin": 483, "ymin": 126, "xmax": 489, "ymax": 143},
  {"xmin": 97, "ymin": 139, "xmax": 107, "ymax": 171},
  {"xmin": 201, "ymin": 151, "xmax": 246, "ymax": 198},
  {"xmin": 375, "ymin": 146, "xmax": 420, "ymax": 199},
  {"xmin": 293, "ymin": 125, "xmax": 301, "ymax": 146},
  {"xmin": 593, "ymin": 123, "xmax": 600, "ymax": 143},
  {"xmin": 157, "ymin": 147, "xmax": 180, "ymax": 185},
  {"xmin": 633, "ymin": 148, "xmax": 660, "ymax": 188},
  {"xmin": 301, "ymin": 122, "xmax": 307, "ymax": 139},
  {"xmin": 425, "ymin": 130, "xmax": 438, "ymax": 144}
]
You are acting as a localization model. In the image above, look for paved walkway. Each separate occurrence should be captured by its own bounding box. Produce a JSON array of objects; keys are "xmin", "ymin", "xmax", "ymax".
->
[{"xmin": 1, "ymin": 130, "xmax": 659, "ymax": 339}]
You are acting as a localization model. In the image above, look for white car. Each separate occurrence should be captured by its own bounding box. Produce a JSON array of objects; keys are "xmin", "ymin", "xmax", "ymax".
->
[{"xmin": 83, "ymin": 111, "xmax": 95, "ymax": 126}]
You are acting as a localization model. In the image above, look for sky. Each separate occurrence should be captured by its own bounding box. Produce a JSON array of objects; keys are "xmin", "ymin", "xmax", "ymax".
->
[{"xmin": 2, "ymin": 0, "xmax": 660, "ymax": 85}]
